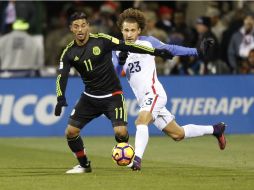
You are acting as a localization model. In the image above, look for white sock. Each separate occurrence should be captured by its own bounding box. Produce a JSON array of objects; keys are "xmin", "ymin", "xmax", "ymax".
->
[
  {"xmin": 182, "ymin": 124, "xmax": 214, "ymax": 138},
  {"xmin": 134, "ymin": 124, "xmax": 149, "ymax": 159}
]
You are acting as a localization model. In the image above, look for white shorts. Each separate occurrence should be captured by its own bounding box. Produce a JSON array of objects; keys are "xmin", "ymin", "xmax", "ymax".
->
[{"xmin": 139, "ymin": 91, "xmax": 175, "ymax": 131}]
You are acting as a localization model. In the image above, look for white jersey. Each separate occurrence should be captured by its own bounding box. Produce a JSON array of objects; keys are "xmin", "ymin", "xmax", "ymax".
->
[
  {"xmin": 114, "ymin": 36, "xmax": 198, "ymax": 129},
  {"xmin": 122, "ymin": 40, "xmax": 166, "ymax": 105}
]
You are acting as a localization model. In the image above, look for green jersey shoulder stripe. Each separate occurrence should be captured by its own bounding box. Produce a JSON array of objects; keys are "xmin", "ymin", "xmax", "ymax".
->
[
  {"xmin": 98, "ymin": 33, "xmax": 112, "ymax": 40},
  {"xmin": 89, "ymin": 33, "xmax": 98, "ymax": 38},
  {"xmin": 90, "ymin": 33, "xmax": 112, "ymax": 40},
  {"xmin": 90, "ymin": 33, "xmax": 120, "ymax": 44},
  {"xmin": 60, "ymin": 40, "xmax": 74, "ymax": 61},
  {"xmin": 125, "ymin": 41, "xmax": 154, "ymax": 53}
]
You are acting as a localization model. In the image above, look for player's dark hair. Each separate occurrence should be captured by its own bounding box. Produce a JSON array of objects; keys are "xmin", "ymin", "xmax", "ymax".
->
[
  {"xmin": 117, "ymin": 8, "xmax": 146, "ymax": 31},
  {"xmin": 69, "ymin": 12, "xmax": 88, "ymax": 25}
]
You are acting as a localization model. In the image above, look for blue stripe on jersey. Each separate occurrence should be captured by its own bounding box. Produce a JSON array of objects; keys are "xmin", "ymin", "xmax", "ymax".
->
[{"xmin": 139, "ymin": 36, "xmax": 198, "ymax": 57}]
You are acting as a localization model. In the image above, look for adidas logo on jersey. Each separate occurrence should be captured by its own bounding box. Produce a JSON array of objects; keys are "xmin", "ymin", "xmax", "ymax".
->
[{"xmin": 74, "ymin": 56, "xmax": 79, "ymax": 61}]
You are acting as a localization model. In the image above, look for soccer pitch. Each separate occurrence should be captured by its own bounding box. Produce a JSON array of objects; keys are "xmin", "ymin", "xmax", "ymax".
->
[{"xmin": 0, "ymin": 135, "xmax": 253, "ymax": 190}]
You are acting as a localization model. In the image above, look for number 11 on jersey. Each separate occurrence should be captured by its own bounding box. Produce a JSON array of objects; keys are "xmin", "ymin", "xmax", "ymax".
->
[{"xmin": 84, "ymin": 59, "xmax": 93, "ymax": 71}]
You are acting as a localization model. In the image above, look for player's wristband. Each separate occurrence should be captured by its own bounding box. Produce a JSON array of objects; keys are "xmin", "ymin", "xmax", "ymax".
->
[{"xmin": 57, "ymin": 96, "xmax": 66, "ymax": 102}]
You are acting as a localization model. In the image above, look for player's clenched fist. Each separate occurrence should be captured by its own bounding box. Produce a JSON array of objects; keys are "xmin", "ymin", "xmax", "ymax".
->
[
  {"xmin": 118, "ymin": 51, "xmax": 129, "ymax": 65},
  {"xmin": 55, "ymin": 96, "xmax": 68, "ymax": 116}
]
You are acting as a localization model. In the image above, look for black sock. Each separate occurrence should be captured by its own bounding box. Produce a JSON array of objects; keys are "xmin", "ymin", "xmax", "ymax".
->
[{"xmin": 67, "ymin": 135, "xmax": 88, "ymax": 167}]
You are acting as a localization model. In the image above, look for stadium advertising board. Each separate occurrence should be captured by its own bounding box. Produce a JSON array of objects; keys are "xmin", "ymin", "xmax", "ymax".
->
[{"xmin": 0, "ymin": 76, "xmax": 253, "ymax": 137}]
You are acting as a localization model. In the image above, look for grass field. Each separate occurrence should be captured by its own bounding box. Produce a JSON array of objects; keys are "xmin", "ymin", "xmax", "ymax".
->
[{"xmin": 0, "ymin": 135, "xmax": 253, "ymax": 190}]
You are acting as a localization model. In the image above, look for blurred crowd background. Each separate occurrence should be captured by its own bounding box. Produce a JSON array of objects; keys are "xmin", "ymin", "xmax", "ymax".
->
[{"xmin": 1, "ymin": 0, "xmax": 254, "ymax": 77}]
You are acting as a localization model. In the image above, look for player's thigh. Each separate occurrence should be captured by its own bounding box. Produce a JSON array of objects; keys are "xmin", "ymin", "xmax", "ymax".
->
[
  {"xmin": 68, "ymin": 94, "xmax": 102, "ymax": 129},
  {"xmin": 153, "ymin": 107, "xmax": 179, "ymax": 133},
  {"xmin": 104, "ymin": 94, "xmax": 128, "ymax": 128},
  {"xmin": 153, "ymin": 107, "xmax": 184, "ymax": 141},
  {"xmin": 139, "ymin": 92, "xmax": 167, "ymax": 122}
]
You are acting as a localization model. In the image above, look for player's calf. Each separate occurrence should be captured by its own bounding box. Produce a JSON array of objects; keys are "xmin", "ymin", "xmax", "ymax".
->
[
  {"xmin": 115, "ymin": 132, "xmax": 129, "ymax": 143},
  {"xmin": 66, "ymin": 135, "xmax": 91, "ymax": 168}
]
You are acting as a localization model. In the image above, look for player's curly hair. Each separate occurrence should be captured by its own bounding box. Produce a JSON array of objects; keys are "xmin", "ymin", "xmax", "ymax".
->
[{"xmin": 117, "ymin": 8, "xmax": 146, "ymax": 31}]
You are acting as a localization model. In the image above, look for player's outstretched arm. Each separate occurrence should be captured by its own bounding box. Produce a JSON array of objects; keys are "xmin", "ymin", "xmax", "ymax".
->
[
  {"xmin": 99, "ymin": 33, "xmax": 173, "ymax": 60},
  {"xmin": 117, "ymin": 41, "xmax": 173, "ymax": 59},
  {"xmin": 143, "ymin": 35, "xmax": 198, "ymax": 57},
  {"xmin": 144, "ymin": 35, "xmax": 214, "ymax": 58},
  {"xmin": 55, "ymin": 43, "xmax": 72, "ymax": 116}
]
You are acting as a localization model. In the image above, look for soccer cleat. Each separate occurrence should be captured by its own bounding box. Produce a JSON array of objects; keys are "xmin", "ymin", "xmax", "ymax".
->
[
  {"xmin": 131, "ymin": 156, "xmax": 141, "ymax": 171},
  {"xmin": 66, "ymin": 161, "xmax": 92, "ymax": 174},
  {"xmin": 213, "ymin": 122, "xmax": 227, "ymax": 150}
]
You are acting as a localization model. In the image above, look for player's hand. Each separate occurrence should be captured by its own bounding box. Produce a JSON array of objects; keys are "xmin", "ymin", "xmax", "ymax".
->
[
  {"xmin": 118, "ymin": 51, "xmax": 128, "ymax": 65},
  {"xmin": 198, "ymin": 37, "xmax": 215, "ymax": 56},
  {"xmin": 154, "ymin": 49, "xmax": 173, "ymax": 60},
  {"xmin": 54, "ymin": 96, "xmax": 68, "ymax": 116}
]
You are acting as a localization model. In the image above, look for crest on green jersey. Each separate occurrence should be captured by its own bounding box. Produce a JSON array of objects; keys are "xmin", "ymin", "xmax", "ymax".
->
[{"xmin": 93, "ymin": 46, "xmax": 101, "ymax": 55}]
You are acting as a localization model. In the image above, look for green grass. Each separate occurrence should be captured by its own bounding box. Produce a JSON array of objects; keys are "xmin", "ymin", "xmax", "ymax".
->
[{"xmin": 0, "ymin": 135, "xmax": 253, "ymax": 190}]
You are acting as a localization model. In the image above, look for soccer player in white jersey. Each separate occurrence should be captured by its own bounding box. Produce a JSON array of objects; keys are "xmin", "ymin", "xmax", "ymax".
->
[{"xmin": 114, "ymin": 8, "xmax": 226, "ymax": 171}]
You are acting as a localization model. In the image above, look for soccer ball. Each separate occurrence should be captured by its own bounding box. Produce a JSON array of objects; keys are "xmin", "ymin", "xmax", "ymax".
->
[{"xmin": 112, "ymin": 142, "xmax": 135, "ymax": 166}]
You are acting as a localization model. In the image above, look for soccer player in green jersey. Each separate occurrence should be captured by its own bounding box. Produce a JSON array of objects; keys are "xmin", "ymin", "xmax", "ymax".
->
[{"xmin": 55, "ymin": 12, "xmax": 173, "ymax": 173}]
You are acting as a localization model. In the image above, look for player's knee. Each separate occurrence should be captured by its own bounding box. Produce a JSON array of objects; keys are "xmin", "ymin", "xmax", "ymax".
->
[
  {"xmin": 135, "ymin": 119, "xmax": 145, "ymax": 126},
  {"xmin": 135, "ymin": 112, "xmax": 152, "ymax": 126},
  {"xmin": 162, "ymin": 122, "xmax": 184, "ymax": 141},
  {"xmin": 171, "ymin": 133, "xmax": 184, "ymax": 141},
  {"xmin": 115, "ymin": 131, "xmax": 129, "ymax": 143},
  {"xmin": 65, "ymin": 125, "xmax": 80, "ymax": 138}
]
